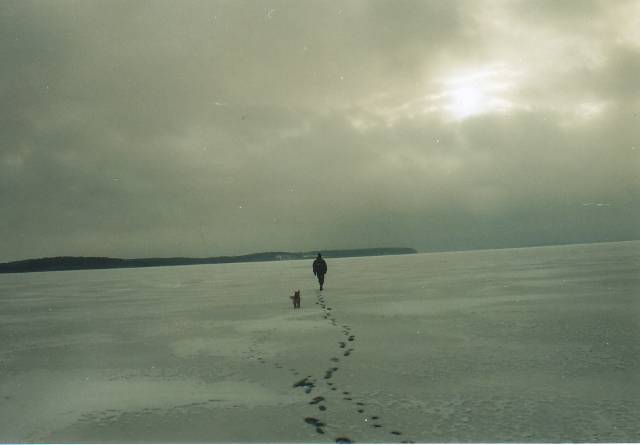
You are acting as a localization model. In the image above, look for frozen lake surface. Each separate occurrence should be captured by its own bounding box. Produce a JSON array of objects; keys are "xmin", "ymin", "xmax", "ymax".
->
[{"xmin": 1, "ymin": 241, "xmax": 639, "ymax": 443}]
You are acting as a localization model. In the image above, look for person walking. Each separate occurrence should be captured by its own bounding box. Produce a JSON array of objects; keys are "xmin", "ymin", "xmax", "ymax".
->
[{"xmin": 313, "ymin": 253, "xmax": 328, "ymax": 291}]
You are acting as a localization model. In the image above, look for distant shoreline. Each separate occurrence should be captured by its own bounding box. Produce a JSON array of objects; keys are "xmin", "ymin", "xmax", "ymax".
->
[{"xmin": 0, "ymin": 247, "xmax": 417, "ymax": 274}]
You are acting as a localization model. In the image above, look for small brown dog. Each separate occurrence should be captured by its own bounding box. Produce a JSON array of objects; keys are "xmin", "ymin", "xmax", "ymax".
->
[{"xmin": 290, "ymin": 290, "xmax": 301, "ymax": 309}]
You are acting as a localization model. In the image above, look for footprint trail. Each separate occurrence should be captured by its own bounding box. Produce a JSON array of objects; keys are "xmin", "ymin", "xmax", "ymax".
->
[{"xmin": 244, "ymin": 289, "xmax": 413, "ymax": 443}]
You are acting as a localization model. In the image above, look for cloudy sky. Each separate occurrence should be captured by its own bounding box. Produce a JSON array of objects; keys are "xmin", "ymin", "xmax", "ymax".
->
[{"xmin": 1, "ymin": 0, "xmax": 639, "ymax": 261}]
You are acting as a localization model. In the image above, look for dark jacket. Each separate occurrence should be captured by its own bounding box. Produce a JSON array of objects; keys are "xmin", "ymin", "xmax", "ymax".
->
[{"xmin": 313, "ymin": 258, "xmax": 327, "ymax": 276}]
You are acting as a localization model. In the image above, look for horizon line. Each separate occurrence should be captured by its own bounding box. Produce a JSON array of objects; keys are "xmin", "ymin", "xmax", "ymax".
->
[
  {"xmin": 2, "ymin": 239, "xmax": 638, "ymax": 266},
  {"xmin": 0, "ymin": 246, "xmax": 417, "ymax": 266}
]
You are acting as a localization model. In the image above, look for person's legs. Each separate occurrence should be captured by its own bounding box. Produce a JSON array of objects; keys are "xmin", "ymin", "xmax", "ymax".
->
[{"xmin": 318, "ymin": 274, "xmax": 325, "ymax": 290}]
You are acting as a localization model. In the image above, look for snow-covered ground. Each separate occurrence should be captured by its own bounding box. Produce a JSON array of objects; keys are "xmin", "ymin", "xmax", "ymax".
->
[{"xmin": 0, "ymin": 241, "xmax": 638, "ymax": 443}]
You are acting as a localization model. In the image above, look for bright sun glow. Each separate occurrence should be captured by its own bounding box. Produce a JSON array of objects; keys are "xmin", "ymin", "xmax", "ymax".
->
[
  {"xmin": 352, "ymin": 65, "xmax": 525, "ymax": 128},
  {"xmin": 448, "ymin": 86, "xmax": 485, "ymax": 119},
  {"xmin": 439, "ymin": 66, "xmax": 522, "ymax": 120}
]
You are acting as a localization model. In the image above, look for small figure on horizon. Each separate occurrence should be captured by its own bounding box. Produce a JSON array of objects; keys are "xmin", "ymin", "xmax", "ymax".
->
[
  {"xmin": 290, "ymin": 289, "xmax": 301, "ymax": 309},
  {"xmin": 313, "ymin": 253, "xmax": 328, "ymax": 291}
]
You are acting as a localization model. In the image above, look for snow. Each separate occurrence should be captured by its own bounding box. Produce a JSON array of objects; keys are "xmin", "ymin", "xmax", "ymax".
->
[{"xmin": 0, "ymin": 241, "xmax": 639, "ymax": 443}]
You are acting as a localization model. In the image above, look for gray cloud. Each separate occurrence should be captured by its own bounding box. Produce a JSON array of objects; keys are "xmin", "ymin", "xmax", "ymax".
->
[{"xmin": 1, "ymin": 0, "xmax": 638, "ymax": 261}]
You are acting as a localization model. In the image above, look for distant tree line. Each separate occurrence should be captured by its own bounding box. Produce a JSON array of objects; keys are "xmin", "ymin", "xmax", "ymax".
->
[{"xmin": 0, "ymin": 248, "xmax": 417, "ymax": 274}]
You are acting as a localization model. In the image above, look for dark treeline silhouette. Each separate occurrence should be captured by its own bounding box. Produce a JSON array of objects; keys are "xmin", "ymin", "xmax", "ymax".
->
[{"xmin": 0, "ymin": 247, "xmax": 417, "ymax": 274}]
